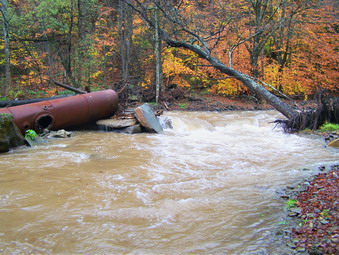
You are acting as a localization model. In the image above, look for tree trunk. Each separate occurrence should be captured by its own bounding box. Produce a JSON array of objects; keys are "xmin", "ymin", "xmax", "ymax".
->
[
  {"xmin": 49, "ymin": 4, "xmax": 79, "ymax": 88},
  {"xmin": 1, "ymin": 0, "xmax": 11, "ymax": 95},
  {"xmin": 118, "ymin": 0, "xmax": 133, "ymax": 81},
  {"xmin": 154, "ymin": 4, "xmax": 163, "ymax": 104},
  {"xmin": 77, "ymin": 0, "xmax": 97, "ymax": 89},
  {"xmin": 77, "ymin": 0, "xmax": 85, "ymax": 87}
]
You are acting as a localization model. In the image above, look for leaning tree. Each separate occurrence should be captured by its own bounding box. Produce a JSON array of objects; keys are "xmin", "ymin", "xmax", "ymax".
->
[{"xmin": 123, "ymin": 0, "xmax": 338, "ymax": 132}]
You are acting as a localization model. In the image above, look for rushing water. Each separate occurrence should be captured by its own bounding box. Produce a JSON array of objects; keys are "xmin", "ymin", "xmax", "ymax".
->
[{"xmin": 0, "ymin": 110, "xmax": 338, "ymax": 254}]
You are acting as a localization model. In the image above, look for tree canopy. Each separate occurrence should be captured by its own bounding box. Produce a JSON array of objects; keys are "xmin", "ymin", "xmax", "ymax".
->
[{"xmin": 0, "ymin": 0, "xmax": 338, "ymax": 103}]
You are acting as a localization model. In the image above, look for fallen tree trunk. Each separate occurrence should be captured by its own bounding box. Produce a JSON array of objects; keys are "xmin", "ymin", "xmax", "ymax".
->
[
  {"xmin": 125, "ymin": 1, "xmax": 339, "ymax": 132},
  {"xmin": 1, "ymin": 80, "xmax": 87, "ymax": 108},
  {"xmin": 52, "ymin": 80, "xmax": 87, "ymax": 94},
  {"xmin": 0, "ymin": 96, "xmax": 68, "ymax": 108},
  {"xmin": 126, "ymin": 0, "xmax": 298, "ymax": 120}
]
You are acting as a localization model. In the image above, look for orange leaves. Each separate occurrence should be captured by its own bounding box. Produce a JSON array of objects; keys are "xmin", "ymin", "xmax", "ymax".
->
[
  {"xmin": 278, "ymin": 15, "xmax": 339, "ymax": 95},
  {"xmin": 41, "ymin": 88, "xmax": 58, "ymax": 97},
  {"xmin": 162, "ymin": 47, "xmax": 196, "ymax": 87}
]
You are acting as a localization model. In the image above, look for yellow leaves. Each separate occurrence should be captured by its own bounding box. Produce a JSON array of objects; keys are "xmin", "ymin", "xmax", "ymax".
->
[
  {"xmin": 90, "ymin": 48, "xmax": 100, "ymax": 57},
  {"xmin": 263, "ymin": 62, "xmax": 280, "ymax": 88},
  {"xmin": 91, "ymin": 71, "xmax": 103, "ymax": 79},
  {"xmin": 162, "ymin": 47, "xmax": 196, "ymax": 87},
  {"xmin": 139, "ymin": 74, "xmax": 152, "ymax": 88},
  {"xmin": 133, "ymin": 17, "xmax": 145, "ymax": 35},
  {"xmin": 163, "ymin": 55, "xmax": 194, "ymax": 77},
  {"xmin": 209, "ymin": 78, "xmax": 246, "ymax": 96}
]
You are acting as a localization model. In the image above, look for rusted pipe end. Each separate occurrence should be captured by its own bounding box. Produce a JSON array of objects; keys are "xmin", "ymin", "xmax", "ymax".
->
[
  {"xmin": 35, "ymin": 114, "xmax": 54, "ymax": 132},
  {"xmin": 0, "ymin": 89, "xmax": 119, "ymax": 134}
]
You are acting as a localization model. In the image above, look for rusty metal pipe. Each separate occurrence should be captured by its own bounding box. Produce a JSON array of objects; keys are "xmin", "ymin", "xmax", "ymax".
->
[{"xmin": 0, "ymin": 90, "xmax": 119, "ymax": 134}]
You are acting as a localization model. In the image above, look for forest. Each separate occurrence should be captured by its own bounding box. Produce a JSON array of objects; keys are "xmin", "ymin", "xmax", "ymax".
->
[{"xmin": 0, "ymin": 0, "xmax": 338, "ymax": 105}]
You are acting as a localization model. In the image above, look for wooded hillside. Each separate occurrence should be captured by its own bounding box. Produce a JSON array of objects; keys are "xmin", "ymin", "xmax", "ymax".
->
[{"xmin": 0, "ymin": 0, "xmax": 338, "ymax": 102}]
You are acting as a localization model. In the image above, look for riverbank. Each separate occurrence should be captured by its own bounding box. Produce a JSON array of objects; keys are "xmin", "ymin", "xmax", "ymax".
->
[
  {"xmin": 127, "ymin": 92, "xmax": 320, "ymax": 113},
  {"xmin": 165, "ymin": 94, "xmax": 275, "ymax": 111},
  {"xmin": 281, "ymin": 164, "xmax": 338, "ymax": 254},
  {"xmin": 124, "ymin": 93, "xmax": 279, "ymax": 112}
]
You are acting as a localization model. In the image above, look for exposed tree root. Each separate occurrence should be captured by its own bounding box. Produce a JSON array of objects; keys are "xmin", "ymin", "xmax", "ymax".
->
[{"xmin": 276, "ymin": 97, "xmax": 339, "ymax": 133}]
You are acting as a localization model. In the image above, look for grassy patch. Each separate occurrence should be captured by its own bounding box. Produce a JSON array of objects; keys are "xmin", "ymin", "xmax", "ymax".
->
[
  {"xmin": 25, "ymin": 129, "xmax": 38, "ymax": 140},
  {"xmin": 178, "ymin": 103, "xmax": 187, "ymax": 109},
  {"xmin": 287, "ymin": 199, "xmax": 297, "ymax": 208},
  {"xmin": 319, "ymin": 122, "xmax": 339, "ymax": 132}
]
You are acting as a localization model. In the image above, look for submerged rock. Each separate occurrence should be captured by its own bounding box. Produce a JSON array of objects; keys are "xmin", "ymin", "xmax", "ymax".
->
[
  {"xmin": 120, "ymin": 124, "xmax": 143, "ymax": 134},
  {"xmin": 159, "ymin": 116, "xmax": 173, "ymax": 129},
  {"xmin": 25, "ymin": 136, "xmax": 48, "ymax": 147},
  {"xmin": 44, "ymin": 129, "xmax": 72, "ymax": 139},
  {"xmin": 0, "ymin": 113, "xmax": 25, "ymax": 152},
  {"xmin": 328, "ymin": 138, "xmax": 339, "ymax": 148},
  {"xmin": 96, "ymin": 118, "xmax": 141, "ymax": 134},
  {"xmin": 96, "ymin": 118, "xmax": 137, "ymax": 129},
  {"xmin": 134, "ymin": 104, "xmax": 163, "ymax": 133}
]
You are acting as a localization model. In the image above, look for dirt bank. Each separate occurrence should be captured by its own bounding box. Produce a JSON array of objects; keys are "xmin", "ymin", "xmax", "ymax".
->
[
  {"xmin": 125, "ymin": 93, "xmax": 277, "ymax": 112},
  {"xmin": 166, "ymin": 94, "xmax": 275, "ymax": 111}
]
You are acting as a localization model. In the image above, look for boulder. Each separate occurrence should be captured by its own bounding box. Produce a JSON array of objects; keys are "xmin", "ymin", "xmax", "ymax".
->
[
  {"xmin": 328, "ymin": 138, "xmax": 339, "ymax": 148},
  {"xmin": 45, "ymin": 129, "xmax": 72, "ymax": 139},
  {"xmin": 0, "ymin": 137, "xmax": 9, "ymax": 152},
  {"xmin": 159, "ymin": 116, "xmax": 173, "ymax": 129},
  {"xmin": 134, "ymin": 104, "xmax": 163, "ymax": 133},
  {"xmin": 96, "ymin": 118, "xmax": 137, "ymax": 129},
  {"xmin": 122, "ymin": 124, "xmax": 143, "ymax": 134},
  {"xmin": 0, "ymin": 113, "xmax": 25, "ymax": 152}
]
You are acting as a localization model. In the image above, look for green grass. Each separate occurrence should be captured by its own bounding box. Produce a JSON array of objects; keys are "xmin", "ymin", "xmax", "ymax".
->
[
  {"xmin": 319, "ymin": 122, "xmax": 339, "ymax": 132},
  {"xmin": 178, "ymin": 103, "xmax": 187, "ymax": 109},
  {"xmin": 25, "ymin": 129, "xmax": 38, "ymax": 140},
  {"xmin": 287, "ymin": 199, "xmax": 297, "ymax": 208},
  {"xmin": 57, "ymin": 90, "xmax": 76, "ymax": 96}
]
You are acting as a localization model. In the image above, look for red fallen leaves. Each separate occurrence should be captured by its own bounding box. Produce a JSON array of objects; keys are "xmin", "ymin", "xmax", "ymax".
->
[{"xmin": 292, "ymin": 166, "xmax": 339, "ymax": 254}]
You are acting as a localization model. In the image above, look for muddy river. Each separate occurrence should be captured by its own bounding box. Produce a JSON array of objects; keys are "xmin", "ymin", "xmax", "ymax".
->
[{"xmin": 0, "ymin": 110, "xmax": 338, "ymax": 254}]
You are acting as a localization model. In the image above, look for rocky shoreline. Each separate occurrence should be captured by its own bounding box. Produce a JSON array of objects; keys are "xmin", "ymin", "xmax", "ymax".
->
[{"xmin": 280, "ymin": 164, "xmax": 339, "ymax": 254}]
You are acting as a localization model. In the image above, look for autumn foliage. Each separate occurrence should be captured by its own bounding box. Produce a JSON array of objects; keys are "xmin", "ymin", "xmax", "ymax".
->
[{"xmin": 0, "ymin": 0, "xmax": 338, "ymax": 100}]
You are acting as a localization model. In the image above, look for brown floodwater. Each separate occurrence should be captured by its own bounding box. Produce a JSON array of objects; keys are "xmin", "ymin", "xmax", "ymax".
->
[{"xmin": 0, "ymin": 110, "xmax": 338, "ymax": 254}]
